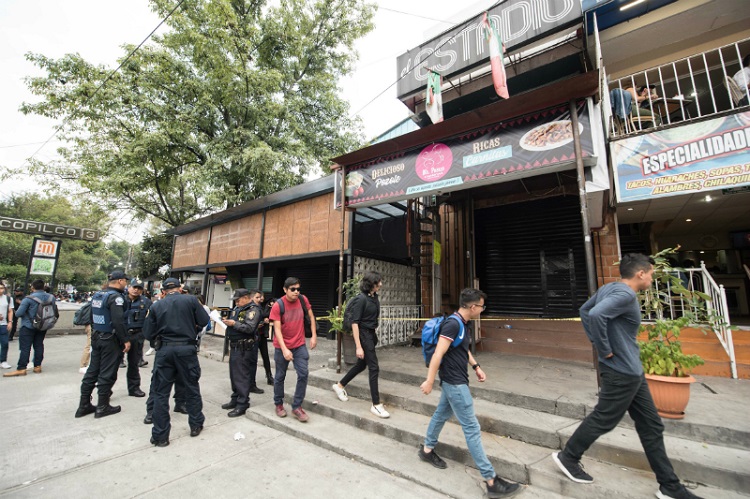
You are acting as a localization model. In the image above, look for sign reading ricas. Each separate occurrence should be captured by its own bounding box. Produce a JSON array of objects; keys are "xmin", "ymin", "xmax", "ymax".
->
[
  {"xmin": 396, "ymin": 0, "xmax": 582, "ymax": 98},
  {"xmin": 0, "ymin": 216, "xmax": 100, "ymax": 241}
]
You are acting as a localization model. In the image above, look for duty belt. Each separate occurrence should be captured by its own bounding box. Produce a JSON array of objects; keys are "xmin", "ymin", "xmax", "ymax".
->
[
  {"xmin": 229, "ymin": 338, "xmax": 255, "ymax": 350},
  {"xmin": 160, "ymin": 340, "xmax": 197, "ymax": 347}
]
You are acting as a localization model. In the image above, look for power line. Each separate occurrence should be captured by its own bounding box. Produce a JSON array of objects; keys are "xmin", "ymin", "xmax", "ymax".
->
[
  {"xmin": 378, "ymin": 6, "xmax": 454, "ymax": 24},
  {"xmin": 18, "ymin": 0, "xmax": 188, "ymax": 170},
  {"xmin": 0, "ymin": 140, "xmax": 48, "ymax": 149}
]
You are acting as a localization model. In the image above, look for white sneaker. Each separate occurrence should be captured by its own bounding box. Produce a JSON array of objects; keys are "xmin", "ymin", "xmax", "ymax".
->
[
  {"xmin": 1, "ymin": 362, "xmax": 11, "ymax": 369},
  {"xmin": 370, "ymin": 404, "xmax": 390, "ymax": 418},
  {"xmin": 145, "ymin": 348, "xmax": 154, "ymax": 356},
  {"xmin": 79, "ymin": 366, "xmax": 88, "ymax": 374},
  {"xmin": 332, "ymin": 383, "xmax": 348, "ymax": 402}
]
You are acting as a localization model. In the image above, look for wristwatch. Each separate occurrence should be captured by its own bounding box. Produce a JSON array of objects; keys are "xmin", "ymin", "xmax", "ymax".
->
[{"xmin": 472, "ymin": 364, "xmax": 480, "ymax": 370}]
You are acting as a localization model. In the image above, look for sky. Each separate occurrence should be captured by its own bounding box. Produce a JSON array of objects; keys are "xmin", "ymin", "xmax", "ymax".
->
[{"xmin": 0, "ymin": 0, "xmax": 495, "ymax": 241}]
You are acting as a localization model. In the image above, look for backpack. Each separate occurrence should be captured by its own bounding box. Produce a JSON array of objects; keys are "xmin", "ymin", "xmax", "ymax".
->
[
  {"xmin": 73, "ymin": 301, "xmax": 93, "ymax": 326},
  {"xmin": 29, "ymin": 295, "xmax": 59, "ymax": 331},
  {"xmin": 276, "ymin": 295, "xmax": 313, "ymax": 338},
  {"xmin": 341, "ymin": 294, "xmax": 362, "ymax": 333},
  {"xmin": 421, "ymin": 313, "xmax": 465, "ymax": 367}
]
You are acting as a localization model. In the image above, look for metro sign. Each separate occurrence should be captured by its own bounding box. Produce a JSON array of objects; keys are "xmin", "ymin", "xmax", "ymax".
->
[{"xmin": 34, "ymin": 239, "xmax": 59, "ymax": 257}]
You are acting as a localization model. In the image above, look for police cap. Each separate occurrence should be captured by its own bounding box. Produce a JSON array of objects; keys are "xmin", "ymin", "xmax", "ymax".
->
[
  {"xmin": 108, "ymin": 270, "xmax": 130, "ymax": 281},
  {"xmin": 231, "ymin": 288, "xmax": 250, "ymax": 300},
  {"xmin": 130, "ymin": 278, "xmax": 144, "ymax": 288},
  {"xmin": 162, "ymin": 277, "xmax": 181, "ymax": 290}
]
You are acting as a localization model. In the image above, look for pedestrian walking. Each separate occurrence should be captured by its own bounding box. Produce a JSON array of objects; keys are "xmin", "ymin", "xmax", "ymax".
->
[
  {"xmin": 419, "ymin": 288, "xmax": 520, "ymax": 498},
  {"xmin": 552, "ymin": 253, "xmax": 702, "ymax": 499},
  {"xmin": 332, "ymin": 271, "xmax": 389, "ymax": 418},
  {"xmin": 0, "ymin": 283, "xmax": 15, "ymax": 369}
]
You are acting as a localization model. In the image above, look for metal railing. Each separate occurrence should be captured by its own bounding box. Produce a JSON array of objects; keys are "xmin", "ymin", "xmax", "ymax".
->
[
  {"xmin": 608, "ymin": 38, "xmax": 750, "ymax": 137},
  {"xmin": 642, "ymin": 262, "xmax": 736, "ymax": 378},
  {"xmin": 377, "ymin": 305, "xmax": 423, "ymax": 346}
]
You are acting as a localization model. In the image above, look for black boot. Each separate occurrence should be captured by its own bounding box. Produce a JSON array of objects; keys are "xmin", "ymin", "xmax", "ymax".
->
[
  {"xmin": 75, "ymin": 395, "xmax": 96, "ymax": 418},
  {"xmin": 94, "ymin": 394, "xmax": 121, "ymax": 419},
  {"xmin": 266, "ymin": 370, "xmax": 274, "ymax": 385}
]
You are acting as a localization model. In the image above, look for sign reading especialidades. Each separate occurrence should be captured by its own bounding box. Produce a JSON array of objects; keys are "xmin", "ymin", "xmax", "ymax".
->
[
  {"xmin": 613, "ymin": 112, "xmax": 750, "ymax": 202},
  {"xmin": 335, "ymin": 103, "xmax": 595, "ymax": 209}
]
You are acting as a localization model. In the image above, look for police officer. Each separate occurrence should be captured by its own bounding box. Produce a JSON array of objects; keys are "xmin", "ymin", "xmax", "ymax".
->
[
  {"xmin": 75, "ymin": 271, "xmax": 131, "ymax": 419},
  {"xmin": 143, "ymin": 278, "xmax": 209, "ymax": 447},
  {"xmin": 220, "ymin": 288, "xmax": 263, "ymax": 417},
  {"xmin": 124, "ymin": 278, "xmax": 151, "ymax": 397}
]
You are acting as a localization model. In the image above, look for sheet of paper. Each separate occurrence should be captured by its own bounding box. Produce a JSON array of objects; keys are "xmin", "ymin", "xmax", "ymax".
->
[{"xmin": 209, "ymin": 309, "xmax": 227, "ymax": 334}]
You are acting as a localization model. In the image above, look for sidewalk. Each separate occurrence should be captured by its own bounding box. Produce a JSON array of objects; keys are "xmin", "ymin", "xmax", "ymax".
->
[{"xmin": 0, "ymin": 335, "xmax": 437, "ymax": 498}]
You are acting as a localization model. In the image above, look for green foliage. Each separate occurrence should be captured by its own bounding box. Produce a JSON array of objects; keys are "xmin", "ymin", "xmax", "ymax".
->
[
  {"xmin": 136, "ymin": 233, "xmax": 173, "ymax": 278},
  {"xmin": 18, "ymin": 0, "xmax": 376, "ymax": 228},
  {"xmin": 639, "ymin": 316, "xmax": 705, "ymax": 377},
  {"xmin": 0, "ymin": 193, "xmax": 114, "ymax": 289},
  {"xmin": 323, "ymin": 274, "xmax": 362, "ymax": 335}
]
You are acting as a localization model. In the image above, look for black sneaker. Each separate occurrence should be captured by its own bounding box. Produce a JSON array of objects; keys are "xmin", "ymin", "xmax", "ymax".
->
[
  {"xmin": 552, "ymin": 452, "xmax": 593, "ymax": 483},
  {"xmin": 486, "ymin": 475, "xmax": 521, "ymax": 498},
  {"xmin": 418, "ymin": 447, "xmax": 447, "ymax": 469},
  {"xmin": 656, "ymin": 485, "xmax": 704, "ymax": 499},
  {"xmin": 150, "ymin": 436, "xmax": 169, "ymax": 447}
]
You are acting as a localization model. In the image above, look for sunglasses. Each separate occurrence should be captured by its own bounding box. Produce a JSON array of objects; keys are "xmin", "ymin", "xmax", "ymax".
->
[{"xmin": 289, "ymin": 287, "xmax": 301, "ymax": 292}]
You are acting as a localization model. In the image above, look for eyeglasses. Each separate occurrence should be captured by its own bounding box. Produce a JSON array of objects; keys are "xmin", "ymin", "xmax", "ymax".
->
[
  {"xmin": 289, "ymin": 287, "xmax": 301, "ymax": 292},
  {"xmin": 471, "ymin": 304, "xmax": 487, "ymax": 311}
]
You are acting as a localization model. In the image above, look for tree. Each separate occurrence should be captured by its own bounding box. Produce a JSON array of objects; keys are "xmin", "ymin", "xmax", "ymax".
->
[
  {"xmin": 0, "ymin": 193, "xmax": 112, "ymax": 290},
  {"xmin": 136, "ymin": 232, "xmax": 173, "ymax": 279},
  {"xmin": 19, "ymin": 0, "xmax": 375, "ymax": 228}
]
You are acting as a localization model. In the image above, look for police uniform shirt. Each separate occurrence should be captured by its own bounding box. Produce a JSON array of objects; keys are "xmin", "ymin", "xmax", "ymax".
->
[
  {"xmin": 126, "ymin": 295, "xmax": 152, "ymax": 330},
  {"xmin": 143, "ymin": 292, "xmax": 209, "ymax": 343},
  {"xmin": 93, "ymin": 287, "xmax": 128, "ymax": 344},
  {"xmin": 226, "ymin": 302, "xmax": 262, "ymax": 341}
]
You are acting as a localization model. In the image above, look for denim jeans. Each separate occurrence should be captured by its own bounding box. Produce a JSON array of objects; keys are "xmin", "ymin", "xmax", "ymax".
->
[
  {"xmin": 339, "ymin": 328, "xmax": 380, "ymax": 405},
  {"xmin": 17, "ymin": 326, "xmax": 46, "ymax": 370},
  {"xmin": 561, "ymin": 363, "xmax": 680, "ymax": 489},
  {"xmin": 273, "ymin": 345, "xmax": 309, "ymax": 410},
  {"xmin": 424, "ymin": 382, "xmax": 495, "ymax": 480},
  {"xmin": 0, "ymin": 325, "xmax": 8, "ymax": 362}
]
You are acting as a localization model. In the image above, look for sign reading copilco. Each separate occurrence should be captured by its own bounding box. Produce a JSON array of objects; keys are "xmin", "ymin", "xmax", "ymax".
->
[{"xmin": 0, "ymin": 216, "xmax": 100, "ymax": 241}]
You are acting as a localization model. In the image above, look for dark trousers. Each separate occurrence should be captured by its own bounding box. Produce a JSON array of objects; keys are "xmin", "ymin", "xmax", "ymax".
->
[
  {"xmin": 561, "ymin": 363, "xmax": 680, "ymax": 488},
  {"xmin": 0, "ymin": 325, "xmax": 8, "ymax": 363},
  {"xmin": 146, "ymin": 371, "xmax": 186, "ymax": 415},
  {"xmin": 274, "ymin": 345, "xmax": 309, "ymax": 410},
  {"xmin": 17, "ymin": 326, "xmax": 47, "ymax": 370},
  {"xmin": 125, "ymin": 332, "xmax": 144, "ymax": 393},
  {"xmin": 228, "ymin": 342, "xmax": 258, "ymax": 410},
  {"xmin": 10, "ymin": 315, "xmax": 19, "ymax": 340},
  {"xmin": 339, "ymin": 328, "xmax": 380, "ymax": 405},
  {"xmin": 151, "ymin": 345, "xmax": 204, "ymax": 441},
  {"xmin": 258, "ymin": 334, "xmax": 272, "ymax": 379},
  {"xmin": 80, "ymin": 333, "xmax": 121, "ymax": 398}
]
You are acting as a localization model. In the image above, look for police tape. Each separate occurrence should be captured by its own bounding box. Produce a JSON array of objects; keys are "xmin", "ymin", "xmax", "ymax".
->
[{"xmin": 315, "ymin": 316, "xmax": 581, "ymax": 322}]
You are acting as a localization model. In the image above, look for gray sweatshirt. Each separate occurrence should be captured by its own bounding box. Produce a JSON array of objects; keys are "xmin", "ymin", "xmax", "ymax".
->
[{"xmin": 580, "ymin": 282, "xmax": 643, "ymax": 376}]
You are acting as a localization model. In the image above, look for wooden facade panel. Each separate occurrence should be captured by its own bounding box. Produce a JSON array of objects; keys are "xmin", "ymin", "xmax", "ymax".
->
[
  {"xmin": 172, "ymin": 228, "xmax": 209, "ymax": 269},
  {"xmin": 208, "ymin": 214, "xmax": 262, "ymax": 265}
]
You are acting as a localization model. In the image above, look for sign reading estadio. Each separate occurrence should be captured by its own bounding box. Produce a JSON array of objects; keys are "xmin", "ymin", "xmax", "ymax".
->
[
  {"xmin": 335, "ymin": 102, "xmax": 595, "ymax": 209},
  {"xmin": 613, "ymin": 112, "xmax": 750, "ymax": 202}
]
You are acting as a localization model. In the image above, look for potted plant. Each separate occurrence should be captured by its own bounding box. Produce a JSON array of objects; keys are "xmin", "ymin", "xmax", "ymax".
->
[
  {"xmin": 322, "ymin": 276, "xmax": 362, "ymax": 365},
  {"xmin": 637, "ymin": 247, "xmax": 707, "ymax": 419}
]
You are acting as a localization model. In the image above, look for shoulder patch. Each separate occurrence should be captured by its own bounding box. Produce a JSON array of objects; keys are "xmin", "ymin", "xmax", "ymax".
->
[
  {"xmin": 248, "ymin": 310, "xmax": 256, "ymax": 320},
  {"xmin": 114, "ymin": 296, "xmax": 125, "ymax": 306}
]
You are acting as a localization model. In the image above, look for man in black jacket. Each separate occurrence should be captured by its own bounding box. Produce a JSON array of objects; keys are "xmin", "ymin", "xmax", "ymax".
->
[{"xmin": 221, "ymin": 288, "xmax": 263, "ymax": 417}]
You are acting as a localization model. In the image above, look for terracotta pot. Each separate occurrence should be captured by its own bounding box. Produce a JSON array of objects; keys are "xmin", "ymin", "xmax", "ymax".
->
[
  {"xmin": 645, "ymin": 373, "xmax": 696, "ymax": 420},
  {"xmin": 342, "ymin": 333, "xmax": 357, "ymax": 365}
]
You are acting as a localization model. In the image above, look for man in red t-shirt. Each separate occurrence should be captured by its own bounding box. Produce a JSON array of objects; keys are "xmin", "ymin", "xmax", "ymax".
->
[{"xmin": 269, "ymin": 277, "xmax": 317, "ymax": 422}]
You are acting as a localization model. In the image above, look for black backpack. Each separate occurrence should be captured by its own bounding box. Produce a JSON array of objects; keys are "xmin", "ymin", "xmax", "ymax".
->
[
  {"xmin": 276, "ymin": 295, "xmax": 313, "ymax": 338},
  {"xmin": 29, "ymin": 295, "xmax": 59, "ymax": 331},
  {"xmin": 73, "ymin": 301, "xmax": 93, "ymax": 326}
]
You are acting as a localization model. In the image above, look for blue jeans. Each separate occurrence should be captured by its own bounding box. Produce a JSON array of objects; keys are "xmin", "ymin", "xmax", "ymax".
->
[
  {"xmin": 273, "ymin": 345, "xmax": 309, "ymax": 410},
  {"xmin": 0, "ymin": 325, "xmax": 8, "ymax": 362},
  {"xmin": 561, "ymin": 363, "xmax": 680, "ymax": 489},
  {"xmin": 424, "ymin": 382, "xmax": 495, "ymax": 480},
  {"xmin": 18, "ymin": 326, "xmax": 46, "ymax": 370}
]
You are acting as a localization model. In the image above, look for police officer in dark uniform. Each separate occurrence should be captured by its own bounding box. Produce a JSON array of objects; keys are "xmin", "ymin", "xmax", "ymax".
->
[
  {"xmin": 124, "ymin": 278, "xmax": 151, "ymax": 397},
  {"xmin": 220, "ymin": 288, "xmax": 263, "ymax": 417},
  {"xmin": 75, "ymin": 271, "xmax": 131, "ymax": 419},
  {"xmin": 143, "ymin": 278, "xmax": 209, "ymax": 447}
]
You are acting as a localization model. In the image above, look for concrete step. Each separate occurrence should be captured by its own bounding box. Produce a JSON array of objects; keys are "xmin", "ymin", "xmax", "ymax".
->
[
  {"xmin": 279, "ymin": 384, "xmax": 744, "ymax": 499},
  {"xmin": 370, "ymin": 366, "xmax": 750, "ymax": 450},
  {"xmin": 309, "ymin": 370, "xmax": 750, "ymax": 493},
  {"xmin": 477, "ymin": 339, "xmax": 594, "ymax": 363}
]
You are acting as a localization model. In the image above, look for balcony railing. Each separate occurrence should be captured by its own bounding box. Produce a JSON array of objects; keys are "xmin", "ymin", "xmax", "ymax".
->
[{"xmin": 607, "ymin": 38, "xmax": 750, "ymax": 138}]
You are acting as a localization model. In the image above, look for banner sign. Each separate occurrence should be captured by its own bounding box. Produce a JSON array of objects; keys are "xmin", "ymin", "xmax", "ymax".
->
[
  {"xmin": 613, "ymin": 112, "xmax": 750, "ymax": 202},
  {"xmin": 335, "ymin": 103, "xmax": 594, "ymax": 208},
  {"xmin": 0, "ymin": 216, "xmax": 100, "ymax": 241},
  {"xmin": 29, "ymin": 238, "xmax": 61, "ymax": 277},
  {"xmin": 396, "ymin": 0, "xmax": 581, "ymax": 98}
]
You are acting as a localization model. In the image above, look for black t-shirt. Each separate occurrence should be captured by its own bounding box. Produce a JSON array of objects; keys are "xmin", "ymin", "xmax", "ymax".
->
[
  {"xmin": 437, "ymin": 314, "xmax": 470, "ymax": 386},
  {"xmin": 348, "ymin": 292, "xmax": 380, "ymax": 330}
]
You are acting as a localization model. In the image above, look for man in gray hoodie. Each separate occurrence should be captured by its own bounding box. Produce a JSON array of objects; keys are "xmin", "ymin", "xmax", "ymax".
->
[{"xmin": 552, "ymin": 253, "xmax": 701, "ymax": 499}]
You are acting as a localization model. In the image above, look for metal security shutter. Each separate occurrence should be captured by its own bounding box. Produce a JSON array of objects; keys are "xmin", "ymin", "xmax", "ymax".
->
[
  {"xmin": 475, "ymin": 196, "xmax": 589, "ymax": 317},
  {"xmin": 284, "ymin": 265, "xmax": 335, "ymax": 336}
]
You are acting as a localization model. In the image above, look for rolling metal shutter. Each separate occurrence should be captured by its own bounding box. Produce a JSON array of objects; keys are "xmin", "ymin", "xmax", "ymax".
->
[
  {"xmin": 283, "ymin": 265, "xmax": 335, "ymax": 336},
  {"xmin": 475, "ymin": 196, "xmax": 590, "ymax": 317}
]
